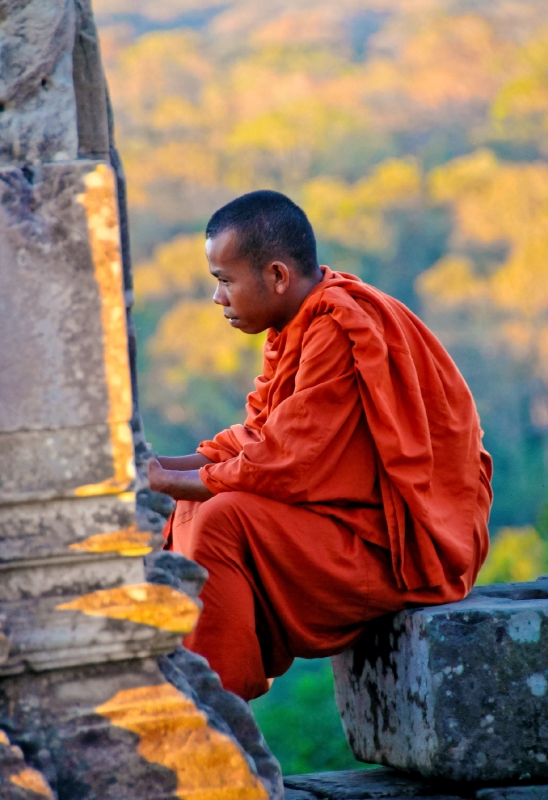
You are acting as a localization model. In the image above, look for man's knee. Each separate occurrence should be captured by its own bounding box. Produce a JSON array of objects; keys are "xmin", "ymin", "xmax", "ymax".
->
[{"xmin": 193, "ymin": 492, "xmax": 249, "ymax": 546}]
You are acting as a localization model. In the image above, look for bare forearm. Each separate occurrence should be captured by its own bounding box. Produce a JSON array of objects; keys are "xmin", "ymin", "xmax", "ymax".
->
[
  {"xmin": 157, "ymin": 454, "xmax": 213, "ymax": 471},
  {"xmin": 150, "ymin": 466, "xmax": 214, "ymax": 502}
]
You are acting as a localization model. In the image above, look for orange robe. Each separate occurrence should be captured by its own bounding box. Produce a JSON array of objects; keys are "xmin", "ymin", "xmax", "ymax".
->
[{"xmin": 165, "ymin": 267, "xmax": 493, "ymax": 700}]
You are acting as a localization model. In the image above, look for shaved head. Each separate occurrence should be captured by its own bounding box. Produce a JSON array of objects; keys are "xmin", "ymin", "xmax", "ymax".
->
[{"xmin": 205, "ymin": 190, "xmax": 319, "ymax": 277}]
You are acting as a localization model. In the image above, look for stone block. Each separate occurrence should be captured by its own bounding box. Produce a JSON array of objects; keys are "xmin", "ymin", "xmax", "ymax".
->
[
  {"xmin": 0, "ymin": 0, "xmax": 78, "ymax": 165},
  {"xmin": 0, "ymin": 161, "xmax": 130, "ymax": 434},
  {"xmin": 0, "ymin": 424, "xmax": 134, "ymax": 505},
  {"xmin": 73, "ymin": 0, "xmax": 110, "ymax": 160},
  {"xmin": 332, "ymin": 581, "xmax": 548, "ymax": 783},
  {"xmin": 0, "ymin": 493, "xmax": 135, "ymax": 561},
  {"xmin": 284, "ymin": 768, "xmax": 548, "ymax": 800},
  {"xmin": 0, "ymin": 658, "xmax": 270, "ymax": 799}
]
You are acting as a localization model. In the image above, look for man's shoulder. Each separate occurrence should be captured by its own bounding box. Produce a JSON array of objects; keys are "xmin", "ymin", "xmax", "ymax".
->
[{"xmin": 301, "ymin": 311, "xmax": 352, "ymax": 353}]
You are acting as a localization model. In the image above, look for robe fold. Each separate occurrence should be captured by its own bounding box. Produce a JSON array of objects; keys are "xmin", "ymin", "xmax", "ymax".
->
[{"xmin": 165, "ymin": 266, "xmax": 493, "ymax": 700}]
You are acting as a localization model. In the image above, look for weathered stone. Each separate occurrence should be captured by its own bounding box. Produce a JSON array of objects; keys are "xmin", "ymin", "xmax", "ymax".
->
[
  {"xmin": 0, "ymin": 728, "xmax": 55, "ymax": 799},
  {"xmin": 284, "ymin": 769, "xmax": 548, "ymax": 800},
  {"xmin": 477, "ymin": 787, "xmax": 548, "ymax": 800},
  {"xmin": 0, "ymin": 161, "xmax": 129, "ymax": 434},
  {"xmin": 147, "ymin": 553, "xmax": 284, "ymax": 798},
  {"xmin": 332, "ymin": 581, "xmax": 548, "ymax": 783},
  {"xmin": 0, "ymin": 547, "xmax": 145, "ymax": 602},
  {"xmin": 161, "ymin": 646, "xmax": 284, "ymax": 800},
  {"xmin": 1, "ymin": 656, "xmax": 271, "ymax": 798},
  {"xmin": 0, "ymin": 0, "xmax": 78, "ymax": 165},
  {"xmin": 73, "ymin": 0, "xmax": 110, "ymax": 160},
  {"xmin": 0, "ymin": 659, "xmax": 203, "ymax": 799},
  {"xmin": 0, "ymin": 2, "xmax": 273, "ymax": 795},
  {"xmin": 0, "ymin": 425, "xmax": 132, "ymax": 505},
  {"xmin": 145, "ymin": 549, "xmax": 208, "ymax": 598},
  {"xmin": 0, "ymin": 494, "xmax": 135, "ymax": 561},
  {"xmin": 284, "ymin": 767, "xmax": 460, "ymax": 799}
]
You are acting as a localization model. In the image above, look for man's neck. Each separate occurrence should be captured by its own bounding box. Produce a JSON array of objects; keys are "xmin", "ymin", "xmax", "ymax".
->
[{"xmin": 272, "ymin": 266, "xmax": 324, "ymax": 332}]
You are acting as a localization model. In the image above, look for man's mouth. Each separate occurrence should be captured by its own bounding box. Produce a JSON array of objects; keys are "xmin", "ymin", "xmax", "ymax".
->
[{"xmin": 225, "ymin": 315, "xmax": 239, "ymax": 325}]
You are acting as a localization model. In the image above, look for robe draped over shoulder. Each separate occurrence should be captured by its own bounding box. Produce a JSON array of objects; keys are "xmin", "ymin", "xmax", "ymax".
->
[{"xmin": 198, "ymin": 267, "xmax": 491, "ymax": 591}]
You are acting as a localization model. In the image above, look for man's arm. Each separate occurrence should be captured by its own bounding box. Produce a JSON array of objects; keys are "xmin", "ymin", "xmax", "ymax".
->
[
  {"xmin": 199, "ymin": 315, "xmax": 361, "ymax": 503},
  {"xmin": 157, "ymin": 453, "xmax": 213, "ymax": 471},
  {"xmin": 148, "ymin": 458, "xmax": 214, "ymax": 502}
]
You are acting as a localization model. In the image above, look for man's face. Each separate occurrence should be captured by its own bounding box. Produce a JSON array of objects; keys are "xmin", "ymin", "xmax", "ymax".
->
[{"xmin": 206, "ymin": 229, "xmax": 277, "ymax": 334}]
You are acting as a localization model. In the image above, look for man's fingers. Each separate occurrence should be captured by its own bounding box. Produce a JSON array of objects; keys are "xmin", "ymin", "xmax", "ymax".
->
[{"xmin": 147, "ymin": 458, "xmax": 161, "ymax": 477}]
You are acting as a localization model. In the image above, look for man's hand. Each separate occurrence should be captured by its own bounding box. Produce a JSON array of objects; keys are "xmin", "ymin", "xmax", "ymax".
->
[
  {"xmin": 148, "ymin": 457, "xmax": 214, "ymax": 502},
  {"xmin": 148, "ymin": 458, "xmax": 168, "ymax": 494}
]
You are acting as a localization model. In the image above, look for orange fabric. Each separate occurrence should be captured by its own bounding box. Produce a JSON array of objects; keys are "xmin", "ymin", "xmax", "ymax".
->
[
  {"xmin": 163, "ymin": 267, "xmax": 494, "ymax": 700},
  {"xmin": 197, "ymin": 267, "xmax": 492, "ymax": 591},
  {"xmin": 165, "ymin": 456, "xmax": 491, "ymax": 700}
]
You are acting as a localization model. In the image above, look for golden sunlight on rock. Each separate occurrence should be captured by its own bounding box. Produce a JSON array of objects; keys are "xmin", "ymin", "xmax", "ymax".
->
[
  {"xmin": 57, "ymin": 584, "xmax": 200, "ymax": 634},
  {"xmin": 96, "ymin": 684, "xmax": 268, "ymax": 800},
  {"xmin": 75, "ymin": 164, "xmax": 135, "ymax": 499},
  {"xmin": 69, "ymin": 526, "xmax": 153, "ymax": 557},
  {"xmin": 10, "ymin": 768, "xmax": 56, "ymax": 799}
]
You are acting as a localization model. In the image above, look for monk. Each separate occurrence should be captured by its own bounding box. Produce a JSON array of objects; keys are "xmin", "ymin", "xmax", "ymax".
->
[{"xmin": 148, "ymin": 190, "xmax": 493, "ymax": 702}]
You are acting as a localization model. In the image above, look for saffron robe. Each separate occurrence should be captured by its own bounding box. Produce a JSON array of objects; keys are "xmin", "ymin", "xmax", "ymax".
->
[{"xmin": 165, "ymin": 267, "xmax": 493, "ymax": 700}]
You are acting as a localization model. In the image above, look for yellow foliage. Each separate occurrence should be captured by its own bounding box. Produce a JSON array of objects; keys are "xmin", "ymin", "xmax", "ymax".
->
[
  {"xmin": 150, "ymin": 299, "xmax": 265, "ymax": 379},
  {"xmin": 426, "ymin": 149, "xmax": 548, "ymax": 375},
  {"xmin": 304, "ymin": 158, "xmax": 421, "ymax": 250},
  {"xmin": 113, "ymin": 30, "xmax": 211, "ymax": 116},
  {"xmin": 400, "ymin": 14, "xmax": 506, "ymax": 107},
  {"xmin": 491, "ymin": 31, "xmax": 548, "ymax": 133},
  {"xmin": 417, "ymin": 255, "xmax": 489, "ymax": 306},
  {"xmin": 430, "ymin": 149, "xmax": 548, "ymax": 256},
  {"xmin": 97, "ymin": 0, "xmax": 548, "ymax": 443},
  {"xmin": 477, "ymin": 527, "xmax": 548, "ymax": 585},
  {"xmin": 228, "ymin": 97, "xmax": 359, "ymax": 155},
  {"xmin": 134, "ymin": 234, "xmax": 210, "ymax": 302}
]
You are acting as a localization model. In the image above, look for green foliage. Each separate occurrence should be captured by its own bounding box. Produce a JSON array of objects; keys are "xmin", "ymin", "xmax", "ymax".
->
[
  {"xmin": 477, "ymin": 526, "xmax": 548, "ymax": 585},
  {"xmin": 251, "ymin": 658, "xmax": 372, "ymax": 776}
]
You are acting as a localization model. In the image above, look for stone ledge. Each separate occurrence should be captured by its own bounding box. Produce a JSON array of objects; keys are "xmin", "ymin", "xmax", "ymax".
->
[
  {"xmin": 332, "ymin": 581, "xmax": 548, "ymax": 783},
  {"xmin": 284, "ymin": 768, "xmax": 548, "ymax": 800}
]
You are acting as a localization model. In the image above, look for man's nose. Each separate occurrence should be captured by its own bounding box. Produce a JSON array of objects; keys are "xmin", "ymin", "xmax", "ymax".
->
[{"xmin": 213, "ymin": 284, "xmax": 228, "ymax": 305}]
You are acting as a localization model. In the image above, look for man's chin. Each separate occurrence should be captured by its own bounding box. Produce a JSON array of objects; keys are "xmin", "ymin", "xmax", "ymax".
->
[{"xmin": 228, "ymin": 318, "xmax": 264, "ymax": 334}]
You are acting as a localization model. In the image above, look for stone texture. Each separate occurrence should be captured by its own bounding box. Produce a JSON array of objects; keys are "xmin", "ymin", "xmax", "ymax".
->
[
  {"xmin": 0, "ymin": 493, "xmax": 135, "ymax": 561},
  {"xmin": 0, "ymin": 1, "xmax": 273, "ymax": 795},
  {"xmin": 147, "ymin": 549, "xmax": 284, "ymax": 799},
  {"xmin": 0, "ymin": 161, "xmax": 123, "ymax": 434},
  {"xmin": 161, "ymin": 650, "xmax": 283, "ymax": 800},
  {"xmin": 0, "ymin": 727, "xmax": 55, "ymax": 799},
  {"xmin": 1, "ymin": 657, "xmax": 271, "ymax": 799},
  {"xmin": 332, "ymin": 581, "xmax": 548, "ymax": 783},
  {"xmin": 0, "ymin": 425, "xmax": 129, "ymax": 505},
  {"xmin": 477, "ymin": 788, "xmax": 548, "ymax": 800},
  {"xmin": 73, "ymin": 0, "xmax": 110, "ymax": 160},
  {"xmin": 145, "ymin": 549, "xmax": 209, "ymax": 598},
  {"xmin": 0, "ymin": 0, "xmax": 78, "ymax": 165},
  {"xmin": 284, "ymin": 769, "xmax": 548, "ymax": 800},
  {"xmin": 284, "ymin": 768, "xmax": 459, "ymax": 799}
]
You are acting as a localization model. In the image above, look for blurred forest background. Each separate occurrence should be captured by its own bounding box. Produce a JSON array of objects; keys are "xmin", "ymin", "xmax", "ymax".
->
[{"xmin": 94, "ymin": 0, "xmax": 548, "ymax": 775}]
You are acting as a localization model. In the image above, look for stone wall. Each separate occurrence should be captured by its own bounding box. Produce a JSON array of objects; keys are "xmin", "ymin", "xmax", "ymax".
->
[{"xmin": 0, "ymin": 2, "xmax": 281, "ymax": 797}]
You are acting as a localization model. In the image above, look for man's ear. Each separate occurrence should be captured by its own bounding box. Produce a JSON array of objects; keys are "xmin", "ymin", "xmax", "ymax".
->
[{"xmin": 267, "ymin": 261, "xmax": 290, "ymax": 294}]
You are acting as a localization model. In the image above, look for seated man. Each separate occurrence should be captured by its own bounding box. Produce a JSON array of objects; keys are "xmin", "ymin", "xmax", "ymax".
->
[{"xmin": 148, "ymin": 190, "xmax": 493, "ymax": 702}]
